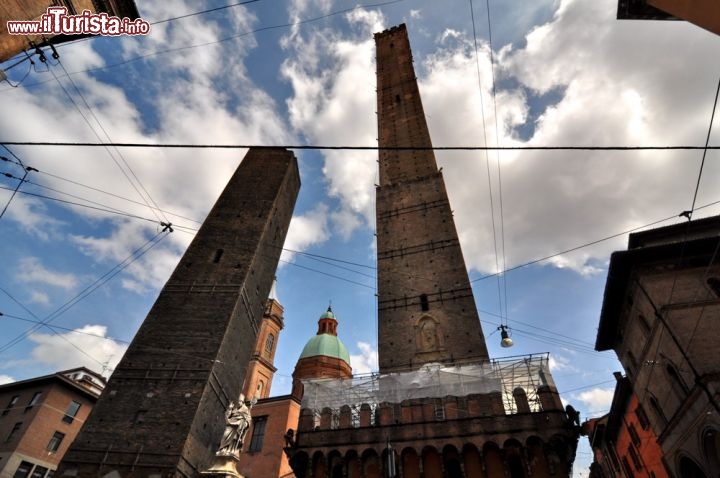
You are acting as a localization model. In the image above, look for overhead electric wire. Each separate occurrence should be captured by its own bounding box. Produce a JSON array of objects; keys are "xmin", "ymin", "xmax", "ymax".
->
[
  {"xmin": 150, "ymin": 0, "xmax": 261, "ymax": 25},
  {"xmin": 0, "ymin": 184, "xmax": 164, "ymax": 225},
  {"xmin": 294, "ymin": 253, "xmax": 376, "ymax": 281},
  {"xmin": 5, "ymin": 168, "xmax": 719, "ymax": 290},
  {"xmin": 37, "ymin": 168, "xmax": 202, "ymax": 224},
  {"xmin": 0, "ymin": 311, "xmax": 232, "ymax": 365},
  {"xmin": 1, "ymin": 311, "xmax": 129, "ymax": 343},
  {"xmin": 468, "ymin": 0, "xmax": 504, "ymax": 327},
  {"xmin": 0, "ymin": 231, "xmax": 169, "ymax": 355},
  {"xmin": 0, "ymin": 289, "xmax": 110, "ymax": 369},
  {"xmin": 0, "ymin": 163, "xmax": 30, "ymax": 220},
  {"xmin": 2, "ymin": 141, "xmax": 718, "ymax": 151},
  {"xmin": 0, "ymin": 0, "xmax": 407, "ymax": 93},
  {"xmin": 482, "ymin": 0, "xmax": 510, "ymax": 325},
  {"xmin": 479, "ymin": 308, "xmax": 596, "ymax": 348},
  {"xmin": 470, "ymin": 199, "xmax": 720, "ymax": 282},
  {"xmin": 53, "ymin": 59, "xmax": 169, "ymax": 225},
  {"xmin": 278, "ymin": 258, "xmax": 375, "ymax": 290},
  {"xmin": 689, "ymin": 75, "xmax": 720, "ymax": 215},
  {"xmin": 560, "ymin": 380, "xmax": 616, "ymax": 395}
]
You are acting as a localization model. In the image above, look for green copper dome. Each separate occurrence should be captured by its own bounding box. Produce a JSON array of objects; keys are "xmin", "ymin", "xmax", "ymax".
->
[{"xmin": 299, "ymin": 334, "xmax": 351, "ymax": 365}]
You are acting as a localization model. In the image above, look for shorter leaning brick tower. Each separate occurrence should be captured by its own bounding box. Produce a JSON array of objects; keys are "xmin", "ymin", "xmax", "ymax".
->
[
  {"xmin": 57, "ymin": 148, "xmax": 300, "ymax": 477},
  {"xmin": 286, "ymin": 25, "xmax": 579, "ymax": 478}
]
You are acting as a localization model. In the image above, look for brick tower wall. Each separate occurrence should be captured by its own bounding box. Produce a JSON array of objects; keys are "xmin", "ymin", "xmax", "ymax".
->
[
  {"xmin": 57, "ymin": 148, "xmax": 300, "ymax": 477},
  {"xmin": 374, "ymin": 24, "xmax": 489, "ymax": 373}
]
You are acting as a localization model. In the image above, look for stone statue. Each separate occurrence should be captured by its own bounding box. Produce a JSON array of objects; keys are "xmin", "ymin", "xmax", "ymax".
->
[{"xmin": 217, "ymin": 394, "xmax": 252, "ymax": 458}]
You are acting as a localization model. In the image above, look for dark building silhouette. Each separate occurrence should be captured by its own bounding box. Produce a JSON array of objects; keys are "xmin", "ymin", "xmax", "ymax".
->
[
  {"xmin": 286, "ymin": 24, "xmax": 579, "ymax": 478},
  {"xmin": 616, "ymin": 0, "xmax": 719, "ymax": 36},
  {"xmin": 594, "ymin": 215, "xmax": 720, "ymax": 477},
  {"xmin": 56, "ymin": 148, "xmax": 300, "ymax": 477}
]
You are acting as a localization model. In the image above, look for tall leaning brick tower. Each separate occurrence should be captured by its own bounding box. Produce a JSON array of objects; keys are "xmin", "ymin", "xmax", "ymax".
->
[
  {"xmin": 375, "ymin": 24, "xmax": 489, "ymax": 372},
  {"xmin": 57, "ymin": 148, "xmax": 300, "ymax": 477},
  {"xmin": 286, "ymin": 26, "xmax": 577, "ymax": 478}
]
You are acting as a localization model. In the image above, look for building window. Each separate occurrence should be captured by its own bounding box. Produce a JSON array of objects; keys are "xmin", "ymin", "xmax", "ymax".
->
[
  {"xmin": 666, "ymin": 363, "xmax": 688, "ymax": 397},
  {"xmin": 25, "ymin": 392, "xmax": 42, "ymax": 412},
  {"xmin": 212, "ymin": 249, "xmax": 224, "ymax": 263},
  {"xmin": 46, "ymin": 431, "xmax": 65, "ymax": 453},
  {"xmin": 13, "ymin": 461, "xmax": 33, "ymax": 478},
  {"xmin": 638, "ymin": 314, "xmax": 652, "ymax": 336},
  {"xmin": 607, "ymin": 445, "xmax": 621, "ymax": 471},
  {"xmin": 30, "ymin": 466, "xmax": 48, "ymax": 478},
  {"xmin": 635, "ymin": 403, "xmax": 650, "ymax": 430},
  {"xmin": 621, "ymin": 457, "xmax": 635, "ymax": 478},
  {"xmin": 265, "ymin": 334, "xmax": 275, "ymax": 355},
  {"xmin": 434, "ymin": 402, "xmax": 445, "ymax": 421},
  {"xmin": 648, "ymin": 395, "xmax": 667, "ymax": 427},
  {"xmin": 628, "ymin": 444, "xmax": 643, "ymax": 470},
  {"xmin": 6, "ymin": 422, "xmax": 22, "ymax": 442},
  {"xmin": 247, "ymin": 416, "xmax": 267, "ymax": 452},
  {"xmin": 420, "ymin": 294, "xmax": 429, "ymax": 312},
  {"xmin": 627, "ymin": 351, "xmax": 638, "ymax": 375},
  {"xmin": 62, "ymin": 401, "xmax": 81, "ymax": 424},
  {"xmin": 2, "ymin": 395, "xmax": 19, "ymax": 416},
  {"xmin": 628, "ymin": 423, "xmax": 641, "ymax": 446},
  {"xmin": 707, "ymin": 277, "xmax": 720, "ymax": 297}
]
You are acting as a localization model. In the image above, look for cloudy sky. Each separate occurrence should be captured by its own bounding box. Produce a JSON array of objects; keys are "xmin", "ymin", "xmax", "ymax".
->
[{"xmin": 1, "ymin": 0, "xmax": 719, "ymax": 474}]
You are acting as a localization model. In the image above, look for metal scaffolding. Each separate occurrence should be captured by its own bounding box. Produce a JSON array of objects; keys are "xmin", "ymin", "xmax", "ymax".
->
[{"xmin": 301, "ymin": 353, "xmax": 555, "ymax": 416}]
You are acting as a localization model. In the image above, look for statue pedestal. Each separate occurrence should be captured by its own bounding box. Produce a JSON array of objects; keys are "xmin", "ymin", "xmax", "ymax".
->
[{"xmin": 201, "ymin": 454, "xmax": 244, "ymax": 478}]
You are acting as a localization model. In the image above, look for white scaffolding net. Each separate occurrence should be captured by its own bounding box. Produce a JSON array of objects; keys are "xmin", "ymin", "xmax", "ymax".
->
[{"xmin": 301, "ymin": 353, "xmax": 555, "ymax": 416}]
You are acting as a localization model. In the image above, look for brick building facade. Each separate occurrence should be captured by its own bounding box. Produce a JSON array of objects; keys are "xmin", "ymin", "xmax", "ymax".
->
[
  {"xmin": 583, "ymin": 373, "xmax": 669, "ymax": 477},
  {"xmin": 0, "ymin": 0, "xmax": 141, "ymax": 63},
  {"xmin": 594, "ymin": 215, "xmax": 720, "ymax": 477},
  {"xmin": 56, "ymin": 148, "xmax": 300, "ymax": 477},
  {"xmin": 0, "ymin": 368, "xmax": 105, "ymax": 478}
]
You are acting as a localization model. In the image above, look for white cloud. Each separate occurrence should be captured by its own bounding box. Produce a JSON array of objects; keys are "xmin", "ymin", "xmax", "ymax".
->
[
  {"xmin": 350, "ymin": 341, "xmax": 378, "ymax": 374},
  {"xmin": 282, "ymin": 203, "xmax": 331, "ymax": 263},
  {"xmin": 549, "ymin": 354, "xmax": 577, "ymax": 373},
  {"xmin": 0, "ymin": 375, "xmax": 14, "ymax": 385},
  {"xmin": 70, "ymin": 220, "xmax": 183, "ymax": 292},
  {"xmin": 282, "ymin": 10, "xmax": 383, "ymax": 239},
  {"xmin": 3, "ymin": 195, "xmax": 66, "ymax": 241},
  {"xmin": 28, "ymin": 291, "xmax": 50, "ymax": 305},
  {"xmin": 279, "ymin": 0, "xmax": 720, "ymax": 281},
  {"xmin": 574, "ymin": 387, "xmax": 615, "ymax": 413},
  {"xmin": 27, "ymin": 325, "xmax": 127, "ymax": 375},
  {"xmin": 16, "ymin": 257, "xmax": 78, "ymax": 290},
  {"xmin": 0, "ymin": 0, "xmax": 294, "ymax": 296}
]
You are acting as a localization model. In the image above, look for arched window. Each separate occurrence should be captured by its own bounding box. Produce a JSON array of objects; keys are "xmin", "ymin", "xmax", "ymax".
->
[
  {"xmin": 678, "ymin": 456, "xmax": 707, "ymax": 478},
  {"xmin": 648, "ymin": 394, "xmax": 667, "ymax": 427},
  {"xmin": 265, "ymin": 334, "xmax": 275, "ymax": 354},
  {"xmin": 666, "ymin": 363, "xmax": 688, "ymax": 397},
  {"xmin": 702, "ymin": 429, "xmax": 720, "ymax": 472}
]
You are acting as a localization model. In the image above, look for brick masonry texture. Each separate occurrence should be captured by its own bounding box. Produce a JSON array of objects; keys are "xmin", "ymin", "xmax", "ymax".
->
[
  {"xmin": 56, "ymin": 148, "xmax": 300, "ymax": 477},
  {"xmin": 374, "ymin": 24, "xmax": 489, "ymax": 372}
]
